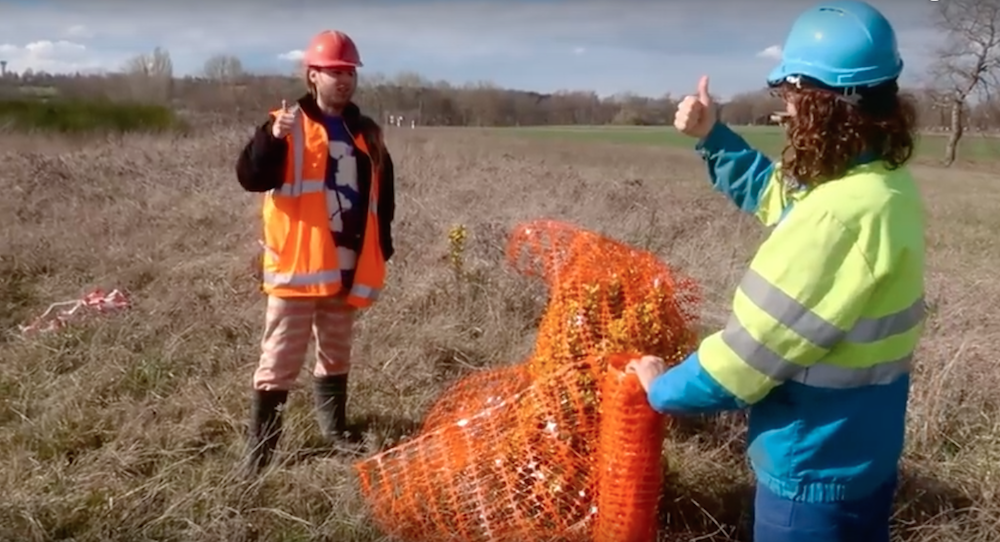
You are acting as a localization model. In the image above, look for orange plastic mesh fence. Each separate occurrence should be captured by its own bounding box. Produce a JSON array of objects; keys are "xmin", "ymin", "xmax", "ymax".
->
[
  {"xmin": 506, "ymin": 220, "xmax": 701, "ymax": 378},
  {"xmin": 354, "ymin": 220, "xmax": 702, "ymax": 541},
  {"xmin": 356, "ymin": 357, "xmax": 604, "ymax": 542},
  {"xmin": 593, "ymin": 354, "xmax": 667, "ymax": 542},
  {"xmin": 421, "ymin": 363, "xmax": 533, "ymax": 433}
]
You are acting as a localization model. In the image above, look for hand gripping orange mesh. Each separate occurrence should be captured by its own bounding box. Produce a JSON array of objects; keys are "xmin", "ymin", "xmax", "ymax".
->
[
  {"xmin": 354, "ymin": 220, "xmax": 702, "ymax": 542},
  {"xmin": 594, "ymin": 354, "xmax": 667, "ymax": 542}
]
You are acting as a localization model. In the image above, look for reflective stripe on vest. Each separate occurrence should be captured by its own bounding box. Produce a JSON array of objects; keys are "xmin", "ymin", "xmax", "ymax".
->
[
  {"xmin": 262, "ymin": 268, "xmax": 380, "ymax": 301},
  {"xmin": 262, "ymin": 268, "xmax": 342, "ymax": 288},
  {"xmin": 721, "ymin": 270, "xmax": 925, "ymax": 388},
  {"xmin": 273, "ymin": 114, "xmax": 323, "ymax": 197},
  {"xmin": 260, "ymin": 108, "xmax": 384, "ymax": 304}
]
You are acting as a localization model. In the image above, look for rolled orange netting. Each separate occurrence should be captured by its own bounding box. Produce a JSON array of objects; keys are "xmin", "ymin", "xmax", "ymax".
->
[
  {"xmin": 593, "ymin": 353, "xmax": 667, "ymax": 542},
  {"xmin": 421, "ymin": 363, "xmax": 533, "ymax": 432},
  {"xmin": 354, "ymin": 357, "xmax": 606, "ymax": 542},
  {"xmin": 353, "ymin": 220, "xmax": 702, "ymax": 542}
]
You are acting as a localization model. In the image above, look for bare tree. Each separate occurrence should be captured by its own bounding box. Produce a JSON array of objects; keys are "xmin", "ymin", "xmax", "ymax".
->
[
  {"xmin": 35, "ymin": 65, "xmax": 1000, "ymax": 130},
  {"xmin": 124, "ymin": 46, "xmax": 173, "ymax": 78},
  {"xmin": 354, "ymin": 72, "xmax": 387, "ymax": 120},
  {"xmin": 123, "ymin": 47, "xmax": 174, "ymax": 103},
  {"xmin": 929, "ymin": 0, "xmax": 1000, "ymax": 165},
  {"xmin": 393, "ymin": 71, "xmax": 427, "ymax": 88},
  {"xmin": 203, "ymin": 54, "xmax": 244, "ymax": 82}
]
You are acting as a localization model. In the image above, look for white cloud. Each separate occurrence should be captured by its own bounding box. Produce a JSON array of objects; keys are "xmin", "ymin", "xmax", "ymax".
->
[
  {"xmin": 0, "ymin": 0, "xmax": 949, "ymax": 96},
  {"xmin": 0, "ymin": 1, "xmax": 756, "ymax": 64},
  {"xmin": 0, "ymin": 40, "xmax": 115, "ymax": 74},
  {"xmin": 278, "ymin": 49, "xmax": 304, "ymax": 62},
  {"xmin": 756, "ymin": 45, "xmax": 782, "ymax": 60},
  {"xmin": 65, "ymin": 24, "xmax": 93, "ymax": 39}
]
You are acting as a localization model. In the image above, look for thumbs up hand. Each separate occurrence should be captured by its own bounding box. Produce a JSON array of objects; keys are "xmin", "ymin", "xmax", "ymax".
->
[
  {"xmin": 673, "ymin": 75, "xmax": 717, "ymax": 139},
  {"xmin": 270, "ymin": 99, "xmax": 299, "ymax": 139}
]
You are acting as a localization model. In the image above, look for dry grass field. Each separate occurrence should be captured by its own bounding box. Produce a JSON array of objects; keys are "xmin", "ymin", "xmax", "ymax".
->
[{"xmin": 0, "ymin": 125, "xmax": 998, "ymax": 542}]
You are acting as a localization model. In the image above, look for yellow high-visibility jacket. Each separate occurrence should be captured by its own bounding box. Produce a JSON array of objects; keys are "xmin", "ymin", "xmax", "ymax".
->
[{"xmin": 647, "ymin": 122, "xmax": 926, "ymax": 503}]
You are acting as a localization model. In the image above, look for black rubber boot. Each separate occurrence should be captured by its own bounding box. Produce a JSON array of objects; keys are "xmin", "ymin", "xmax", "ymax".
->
[
  {"xmin": 244, "ymin": 389, "xmax": 288, "ymax": 476},
  {"xmin": 313, "ymin": 374, "xmax": 361, "ymax": 453}
]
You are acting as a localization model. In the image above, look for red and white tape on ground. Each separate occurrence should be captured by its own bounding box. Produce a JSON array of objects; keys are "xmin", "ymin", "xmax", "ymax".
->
[{"xmin": 18, "ymin": 288, "xmax": 130, "ymax": 337}]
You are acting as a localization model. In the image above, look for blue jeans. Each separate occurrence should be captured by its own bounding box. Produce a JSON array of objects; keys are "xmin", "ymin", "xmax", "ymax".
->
[{"xmin": 753, "ymin": 475, "xmax": 897, "ymax": 542}]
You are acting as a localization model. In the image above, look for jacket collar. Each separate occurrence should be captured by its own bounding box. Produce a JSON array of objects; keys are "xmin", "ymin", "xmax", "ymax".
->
[{"xmin": 296, "ymin": 93, "xmax": 363, "ymax": 132}]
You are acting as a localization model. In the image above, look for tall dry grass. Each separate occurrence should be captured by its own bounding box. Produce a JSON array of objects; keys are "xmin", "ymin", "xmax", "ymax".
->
[{"xmin": 0, "ymin": 126, "xmax": 997, "ymax": 541}]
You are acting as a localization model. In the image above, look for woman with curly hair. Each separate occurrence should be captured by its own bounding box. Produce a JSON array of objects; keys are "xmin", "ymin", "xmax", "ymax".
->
[{"xmin": 627, "ymin": 1, "xmax": 926, "ymax": 540}]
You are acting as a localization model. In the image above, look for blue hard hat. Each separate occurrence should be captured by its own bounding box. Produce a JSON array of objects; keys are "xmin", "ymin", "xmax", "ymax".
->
[{"xmin": 767, "ymin": 0, "xmax": 904, "ymax": 89}]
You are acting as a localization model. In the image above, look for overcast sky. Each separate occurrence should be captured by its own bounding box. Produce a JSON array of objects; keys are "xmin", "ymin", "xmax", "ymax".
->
[{"xmin": 0, "ymin": 0, "xmax": 945, "ymax": 99}]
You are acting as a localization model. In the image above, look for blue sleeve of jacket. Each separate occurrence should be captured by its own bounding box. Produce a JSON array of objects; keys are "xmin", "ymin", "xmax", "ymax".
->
[
  {"xmin": 646, "ymin": 351, "xmax": 747, "ymax": 415},
  {"xmin": 695, "ymin": 122, "xmax": 775, "ymax": 214}
]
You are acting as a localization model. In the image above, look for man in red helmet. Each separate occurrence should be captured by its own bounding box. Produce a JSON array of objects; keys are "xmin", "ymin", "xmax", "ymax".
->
[{"xmin": 235, "ymin": 29, "xmax": 396, "ymax": 474}]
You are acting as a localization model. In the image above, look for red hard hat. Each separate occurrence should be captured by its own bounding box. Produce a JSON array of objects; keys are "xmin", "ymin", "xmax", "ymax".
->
[{"xmin": 303, "ymin": 30, "xmax": 362, "ymax": 69}]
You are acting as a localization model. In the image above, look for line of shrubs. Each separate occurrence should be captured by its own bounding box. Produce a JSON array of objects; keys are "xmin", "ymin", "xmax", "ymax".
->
[{"xmin": 0, "ymin": 98, "xmax": 186, "ymax": 134}]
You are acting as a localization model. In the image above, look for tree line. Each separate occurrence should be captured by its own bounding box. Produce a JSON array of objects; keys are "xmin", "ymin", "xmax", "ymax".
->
[{"xmin": 0, "ymin": 0, "xmax": 996, "ymax": 164}]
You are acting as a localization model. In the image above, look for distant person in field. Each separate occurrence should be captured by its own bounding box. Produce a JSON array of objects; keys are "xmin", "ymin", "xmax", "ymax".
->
[
  {"xmin": 626, "ymin": 1, "xmax": 926, "ymax": 540},
  {"xmin": 235, "ymin": 29, "xmax": 396, "ymax": 475}
]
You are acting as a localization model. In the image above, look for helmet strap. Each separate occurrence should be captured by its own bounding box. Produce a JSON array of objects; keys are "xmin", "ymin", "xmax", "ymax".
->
[{"xmin": 779, "ymin": 74, "xmax": 862, "ymax": 105}]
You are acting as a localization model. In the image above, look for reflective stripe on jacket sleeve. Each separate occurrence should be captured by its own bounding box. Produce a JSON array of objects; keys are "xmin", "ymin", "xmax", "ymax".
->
[{"xmin": 698, "ymin": 209, "xmax": 877, "ymax": 404}]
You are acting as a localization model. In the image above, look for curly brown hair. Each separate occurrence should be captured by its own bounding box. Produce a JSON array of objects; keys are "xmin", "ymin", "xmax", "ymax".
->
[{"xmin": 776, "ymin": 79, "xmax": 917, "ymax": 187}]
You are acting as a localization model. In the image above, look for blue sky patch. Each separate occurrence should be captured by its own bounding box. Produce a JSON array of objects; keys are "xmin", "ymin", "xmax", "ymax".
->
[{"xmin": 0, "ymin": 0, "xmax": 942, "ymax": 99}]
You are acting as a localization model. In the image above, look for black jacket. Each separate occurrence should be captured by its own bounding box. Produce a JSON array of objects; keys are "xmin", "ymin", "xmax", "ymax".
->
[{"xmin": 235, "ymin": 95, "xmax": 395, "ymax": 262}]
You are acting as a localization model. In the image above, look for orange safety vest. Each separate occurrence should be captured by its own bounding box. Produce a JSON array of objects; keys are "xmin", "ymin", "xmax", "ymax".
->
[{"xmin": 259, "ymin": 106, "xmax": 386, "ymax": 307}]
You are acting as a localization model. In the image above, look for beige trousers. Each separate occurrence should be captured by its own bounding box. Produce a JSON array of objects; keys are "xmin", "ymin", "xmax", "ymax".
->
[{"xmin": 252, "ymin": 294, "xmax": 356, "ymax": 391}]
